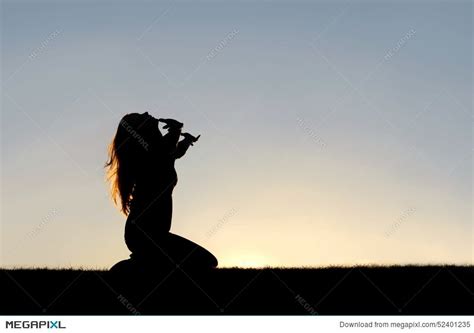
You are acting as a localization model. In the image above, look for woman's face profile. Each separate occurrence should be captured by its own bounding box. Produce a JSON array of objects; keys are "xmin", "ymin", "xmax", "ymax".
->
[{"xmin": 142, "ymin": 112, "xmax": 156, "ymax": 124}]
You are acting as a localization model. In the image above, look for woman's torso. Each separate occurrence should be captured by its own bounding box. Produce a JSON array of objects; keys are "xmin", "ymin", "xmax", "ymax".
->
[{"xmin": 125, "ymin": 144, "xmax": 178, "ymax": 252}]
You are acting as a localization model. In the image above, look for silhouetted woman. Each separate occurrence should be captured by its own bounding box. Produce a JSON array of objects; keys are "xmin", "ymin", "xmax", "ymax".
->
[{"xmin": 106, "ymin": 112, "xmax": 217, "ymax": 270}]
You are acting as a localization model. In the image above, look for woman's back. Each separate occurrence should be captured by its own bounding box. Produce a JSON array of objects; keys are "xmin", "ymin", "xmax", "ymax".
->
[{"xmin": 125, "ymin": 131, "xmax": 179, "ymax": 249}]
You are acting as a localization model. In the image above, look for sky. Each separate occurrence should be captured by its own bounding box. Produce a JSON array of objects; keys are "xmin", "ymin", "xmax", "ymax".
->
[{"xmin": 1, "ymin": 0, "xmax": 472, "ymax": 268}]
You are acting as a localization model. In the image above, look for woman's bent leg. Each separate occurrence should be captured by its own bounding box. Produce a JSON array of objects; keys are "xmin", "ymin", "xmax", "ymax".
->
[{"xmin": 165, "ymin": 233, "xmax": 218, "ymax": 269}]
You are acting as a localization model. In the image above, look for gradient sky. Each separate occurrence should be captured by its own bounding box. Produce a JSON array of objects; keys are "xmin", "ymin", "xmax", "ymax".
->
[{"xmin": 1, "ymin": 0, "xmax": 472, "ymax": 268}]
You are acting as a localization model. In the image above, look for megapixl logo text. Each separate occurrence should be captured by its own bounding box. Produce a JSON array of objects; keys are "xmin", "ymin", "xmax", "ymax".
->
[{"xmin": 5, "ymin": 321, "xmax": 66, "ymax": 329}]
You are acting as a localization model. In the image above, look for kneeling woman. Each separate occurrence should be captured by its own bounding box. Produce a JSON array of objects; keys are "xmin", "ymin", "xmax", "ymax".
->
[{"xmin": 106, "ymin": 112, "xmax": 217, "ymax": 270}]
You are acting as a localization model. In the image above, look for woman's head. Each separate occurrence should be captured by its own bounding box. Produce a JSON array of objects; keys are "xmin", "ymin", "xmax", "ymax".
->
[{"xmin": 106, "ymin": 112, "xmax": 158, "ymax": 215}]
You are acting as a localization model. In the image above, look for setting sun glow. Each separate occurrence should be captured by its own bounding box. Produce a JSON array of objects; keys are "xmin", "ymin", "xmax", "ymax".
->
[{"xmin": 221, "ymin": 254, "xmax": 276, "ymax": 268}]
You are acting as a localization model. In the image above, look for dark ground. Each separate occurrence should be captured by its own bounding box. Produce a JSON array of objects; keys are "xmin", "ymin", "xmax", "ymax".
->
[{"xmin": 1, "ymin": 265, "xmax": 472, "ymax": 315}]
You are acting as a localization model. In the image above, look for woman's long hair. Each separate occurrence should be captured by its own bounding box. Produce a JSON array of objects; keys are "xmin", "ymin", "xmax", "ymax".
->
[{"xmin": 105, "ymin": 113, "xmax": 153, "ymax": 215}]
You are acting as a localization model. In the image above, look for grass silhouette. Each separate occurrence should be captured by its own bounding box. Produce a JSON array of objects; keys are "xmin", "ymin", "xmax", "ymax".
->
[{"xmin": 1, "ymin": 265, "xmax": 472, "ymax": 315}]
